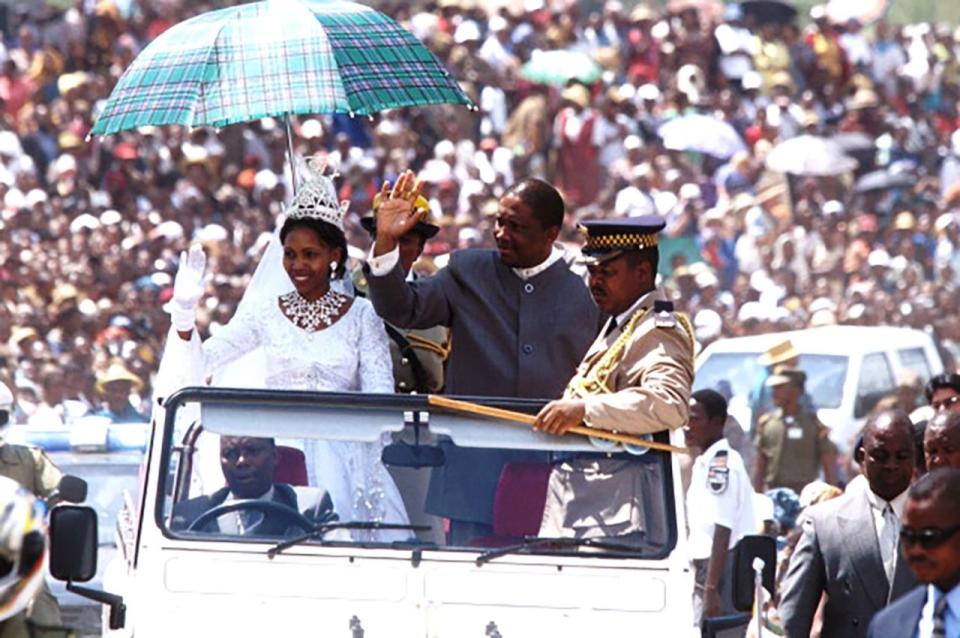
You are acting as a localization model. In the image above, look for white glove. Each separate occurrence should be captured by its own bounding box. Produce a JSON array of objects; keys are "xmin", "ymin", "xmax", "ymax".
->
[{"xmin": 169, "ymin": 244, "xmax": 206, "ymax": 331}]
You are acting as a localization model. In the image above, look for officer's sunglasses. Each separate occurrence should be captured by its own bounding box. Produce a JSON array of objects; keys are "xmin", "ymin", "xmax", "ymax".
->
[
  {"xmin": 931, "ymin": 395, "xmax": 960, "ymax": 411},
  {"xmin": 899, "ymin": 524, "xmax": 960, "ymax": 549}
]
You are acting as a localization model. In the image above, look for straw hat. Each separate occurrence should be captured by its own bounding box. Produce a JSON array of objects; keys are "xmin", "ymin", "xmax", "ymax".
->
[
  {"xmin": 630, "ymin": 4, "xmax": 657, "ymax": 22},
  {"xmin": 847, "ymin": 89, "xmax": 879, "ymax": 111},
  {"xmin": 561, "ymin": 84, "xmax": 591, "ymax": 109},
  {"xmin": 758, "ymin": 339, "xmax": 799, "ymax": 366},
  {"xmin": 9, "ymin": 327, "xmax": 37, "ymax": 347},
  {"xmin": 96, "ymin": 359, "xmax": 144, "ymax": 395}
]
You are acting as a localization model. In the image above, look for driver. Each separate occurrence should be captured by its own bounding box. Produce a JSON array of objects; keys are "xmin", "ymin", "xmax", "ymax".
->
[{"xmin": 172, "ymin": 436, "xmax": 334, "ymax": 536}]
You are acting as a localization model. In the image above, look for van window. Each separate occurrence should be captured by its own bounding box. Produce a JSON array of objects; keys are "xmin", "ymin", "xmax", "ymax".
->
[
  {"xmin": 695, "ymin": 352, "xmax": 848, "ymax": 410},
  {"xmin": 897, "ymin": 347, "xmax": 932, "ymax": 382},
  {"xmin": 855, "ymin": 353, "xmax": 895, "ymax": 418}
]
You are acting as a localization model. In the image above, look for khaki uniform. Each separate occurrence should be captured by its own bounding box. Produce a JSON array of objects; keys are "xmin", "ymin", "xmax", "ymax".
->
[
  {"xmin": 353, "ymin": 269, "xmax": 449, "ymax": 394},
  {"xmin": 0, "ymin": 612, "xmax": 74, "ymax": 638},
  {"xmin": 0, "ymin": 445, "xmax": 63, "ymax": 629},
  {"xmin": 0, "ymin": 445, "xmax": 62, "ymax": 499},
  {"xmin": 540, "ymin": 295, "xmax": 695, "ymax": 540},
  {"xmin": 565, "ymin": 296, "xmax": 695, "ymax": 435},
  {"xmin": 755, "ymin": 407, "xmax": 836, "ymax": 494}
]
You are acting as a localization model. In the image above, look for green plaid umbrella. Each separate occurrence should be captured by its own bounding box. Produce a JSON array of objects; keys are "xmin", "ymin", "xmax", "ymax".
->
[{"xmin": 90, "ymin": 0, "xmax": 473, "ymax": 136}]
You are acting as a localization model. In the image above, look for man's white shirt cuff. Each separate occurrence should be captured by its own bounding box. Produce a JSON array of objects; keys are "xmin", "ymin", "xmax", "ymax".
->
[{"xmin": 367, "ymin": 245, "xmax": 400, "ymax": 276}]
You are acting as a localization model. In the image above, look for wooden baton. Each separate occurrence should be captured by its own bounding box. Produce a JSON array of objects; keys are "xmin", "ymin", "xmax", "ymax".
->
[{"xmin": 426, "ymin": 394, "xmax": 687, "ymax": 455}]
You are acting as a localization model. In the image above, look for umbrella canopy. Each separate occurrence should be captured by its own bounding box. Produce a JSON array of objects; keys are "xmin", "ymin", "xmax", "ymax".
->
[
  {"xmin": 826, "ymin": 0, "xmax": 888, "ymax": 24},
  {"xmin": 854, "ymin": 170, "xmax": 914, "ymax": 194},
  {"xmin": 765, "ymin": 135, "xmax": 857, "ymax": 176},
  {"xmin": 830, "ymin": 132, "xmax": 875, "ymax": 153},
  {"xmin": 741, "ymin": 0, "xmax": 797, "ymax": 25},
  {"xmin": 657, "ymin": 114, "xmax": 747, "ymax": 159},
  {"xmin": 520, "ymin": 50, "xmax": 602, "ymax": 86},
  {"xmin": 90, "ymin": 0, "xmax": 472, "ymax": 136}
]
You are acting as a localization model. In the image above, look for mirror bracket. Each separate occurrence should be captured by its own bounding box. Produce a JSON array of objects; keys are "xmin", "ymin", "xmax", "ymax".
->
[
  {"xmin": 65, "ymin": 582, "xmax": 126, "ymax": 629},
  {"xmin": 382, "ymin": 410, "xmax": 446, "ymax": 468}
]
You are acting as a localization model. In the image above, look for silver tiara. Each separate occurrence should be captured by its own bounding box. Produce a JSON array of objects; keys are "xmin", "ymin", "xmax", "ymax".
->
[{"xmin": 286, "ymin": 157, "xmax": 349, "ymax": 231}]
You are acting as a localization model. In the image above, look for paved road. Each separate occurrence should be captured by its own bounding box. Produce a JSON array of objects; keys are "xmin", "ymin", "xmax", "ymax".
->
[{"xmin": 62, "ymin": 605, "xmax": 100, "ymax": 637}]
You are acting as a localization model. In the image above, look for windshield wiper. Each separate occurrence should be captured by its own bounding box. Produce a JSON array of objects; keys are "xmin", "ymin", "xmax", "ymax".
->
[
  {"xmin": 475, "ymin": 536, "xmax": 646, "ymax": 565},
  {"xmin": 267, "ymin": 521, "xmax": 429, "ymax": 558}
]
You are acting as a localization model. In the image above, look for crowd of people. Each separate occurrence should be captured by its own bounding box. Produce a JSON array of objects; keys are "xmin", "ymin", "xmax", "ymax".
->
[
  {"xmin": 0, "ymin": 0, "xmax": 957, "ymax": 425},
  {"xmin": 0, "ymin": 1, "xmax": 955, "ymax": 635}
]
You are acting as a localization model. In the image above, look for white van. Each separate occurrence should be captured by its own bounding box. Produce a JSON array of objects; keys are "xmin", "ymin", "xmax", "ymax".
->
[
  {"xmin": 44, "ymin": 388, "xmax": 772, "ymax": 638},
  {"xmin": 695, "ymin": 326, "xmax": 944, "ymax": 451}
]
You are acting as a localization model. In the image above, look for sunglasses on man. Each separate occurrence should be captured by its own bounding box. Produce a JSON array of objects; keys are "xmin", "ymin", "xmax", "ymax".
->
[
  {"xmin": 899, "ymin": 524, "xmax": 960, "ymax": 549},
  {"xmin": 931, "ymin": 395, "xmax": 960, "ymax": 411}
]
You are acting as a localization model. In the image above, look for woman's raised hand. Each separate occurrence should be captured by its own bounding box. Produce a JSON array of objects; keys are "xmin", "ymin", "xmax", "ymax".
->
[
  {"xmin": 170, "ymin": 243, "xmax": 206, "ymax": 333},
  {"xmin": 375, "ymin": 170, "xmax": 425, "ymax": 241}
]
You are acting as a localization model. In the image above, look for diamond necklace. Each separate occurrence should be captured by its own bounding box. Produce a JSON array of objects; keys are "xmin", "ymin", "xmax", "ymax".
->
[{"xmin": 279, "ymin": 289, "xmax": 348, "ymax": 332}]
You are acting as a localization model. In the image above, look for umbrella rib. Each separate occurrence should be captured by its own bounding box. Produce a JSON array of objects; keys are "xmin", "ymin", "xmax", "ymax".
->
[{"xmin": 187, "ymin": 10, "xmax": 238, "ymax": 129}]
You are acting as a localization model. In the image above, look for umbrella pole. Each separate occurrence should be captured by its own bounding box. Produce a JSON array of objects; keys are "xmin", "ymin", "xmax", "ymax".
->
[{"xmin": 285, "ymin": 114, "xmax": 298, "ymax": 195}]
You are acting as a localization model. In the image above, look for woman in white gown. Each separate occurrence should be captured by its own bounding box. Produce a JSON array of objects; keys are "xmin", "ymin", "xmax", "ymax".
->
[{"xmin": 156, "ymin": 163, "xmax": 411, "ymax": 540}]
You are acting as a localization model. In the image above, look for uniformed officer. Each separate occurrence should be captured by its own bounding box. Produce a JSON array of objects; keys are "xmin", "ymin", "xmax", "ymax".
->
[
  {"xmin": 534, "ymin": 216, "xmax": 695, "ymax": 540},
  {"xmin": 0, "ymin": 382, "xmax": 64, "ymax": 630},
  {"xmin": 753, "ymin": 368, "xmax": 838, "ymax": 494},
  {"xmin": 685, "ymin": 389, "xmax": 756, "ymax": 629},
  {"xmin": 0, "ymin": 476, "xmax": 74, "ymax": 638},
  {"xmin": 354, "ymin": 193, "xmax": 449, "ymax": 394}
]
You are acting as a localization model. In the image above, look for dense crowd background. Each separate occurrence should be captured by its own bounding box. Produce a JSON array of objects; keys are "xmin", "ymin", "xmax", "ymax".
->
[{"xmin": 0, "ymin": 0, "xmax": 959, "ymax": 425}]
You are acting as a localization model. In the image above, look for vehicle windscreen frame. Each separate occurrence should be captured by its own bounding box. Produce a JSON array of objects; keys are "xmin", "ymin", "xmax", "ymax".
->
[{"xmin": 155, "ymin": 387, "xmax": 679, "ymax": 560}]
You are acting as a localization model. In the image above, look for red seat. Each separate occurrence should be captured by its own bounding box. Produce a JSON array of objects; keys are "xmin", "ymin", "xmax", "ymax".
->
[
  {"xmin": 273, "ymin": 445, "xmax": 308, "ymax": 486},
  {"xmin": 468, "ymin": 462, "xmax": 553, "ymax": 547}
]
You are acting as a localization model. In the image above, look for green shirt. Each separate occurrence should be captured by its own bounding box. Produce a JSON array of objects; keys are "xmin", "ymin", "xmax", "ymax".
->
[{"xmin": 755, "ymin": 407, "xmax": 836, "ymax": 492}]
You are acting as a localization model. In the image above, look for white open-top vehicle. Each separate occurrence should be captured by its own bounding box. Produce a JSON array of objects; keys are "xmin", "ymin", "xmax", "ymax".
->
[{"xmin": 47, "ymin": 388, "xmax": 771, "ymax": 637}]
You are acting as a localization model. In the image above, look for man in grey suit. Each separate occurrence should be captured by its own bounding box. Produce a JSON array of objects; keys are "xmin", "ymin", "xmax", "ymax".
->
[
  {"xmin": 867, "ymin": 467, "xmax": 960, "ymax": 638},
  {"xmin": 366, "ymin": 172, "xmax": 600, "ymax": 544},
  {"xmin": 780, "ymin": 410, "xmax": 918, "ymax": 638}
]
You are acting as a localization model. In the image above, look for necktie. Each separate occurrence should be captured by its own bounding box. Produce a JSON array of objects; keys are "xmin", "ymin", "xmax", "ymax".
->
[
  {"xmin": 932, "ymin": 592, "xmax": 947, "ymax": 638},
  {"xmin": 880, "ymin": 504, "xmax": 898, "ymax": 585},
  {"xmin": 604, "ymin": 317, "xmax": 618, "ymax": 337}
]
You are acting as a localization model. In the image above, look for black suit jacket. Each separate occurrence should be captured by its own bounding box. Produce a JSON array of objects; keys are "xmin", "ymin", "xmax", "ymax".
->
[
  {"xmin": 866, "ymin": 585, "xmax": 926, "ymax": 638},
  {"xmin": 171, "ymin": 483, "xmax": 315, "ymax": 537}
]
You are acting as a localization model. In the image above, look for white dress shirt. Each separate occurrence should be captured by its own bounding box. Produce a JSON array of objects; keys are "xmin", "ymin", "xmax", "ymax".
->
[{"xmin": 865, "ymin": 486, "xmax": 907, "ymax": 587}]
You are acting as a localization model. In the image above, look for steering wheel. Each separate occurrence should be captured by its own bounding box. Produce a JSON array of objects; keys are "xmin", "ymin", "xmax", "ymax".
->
[{"xmin": 187, "ymin": 499, "xmax": 314, "ymax": 534}]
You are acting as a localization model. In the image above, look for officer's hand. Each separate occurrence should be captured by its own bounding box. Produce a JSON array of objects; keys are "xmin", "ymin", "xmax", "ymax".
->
[
  {"xmin": 533, "ymin": 399, "xmax": 586, "ymax": 436},
  {"xmin": 703, "ymin": 586, "xmax": 722, "ymax": 619}
]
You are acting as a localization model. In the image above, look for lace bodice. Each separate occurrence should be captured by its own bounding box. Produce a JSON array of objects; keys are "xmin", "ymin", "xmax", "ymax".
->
[{"xmin": 203, "ymin": 295, "xmax": 393, "ymax": 393}]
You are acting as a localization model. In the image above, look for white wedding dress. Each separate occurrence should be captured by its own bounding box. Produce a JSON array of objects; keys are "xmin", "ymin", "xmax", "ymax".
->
[{"xmin": 157, "ymin": 292, "xmax": 410, "ymax": 541}]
